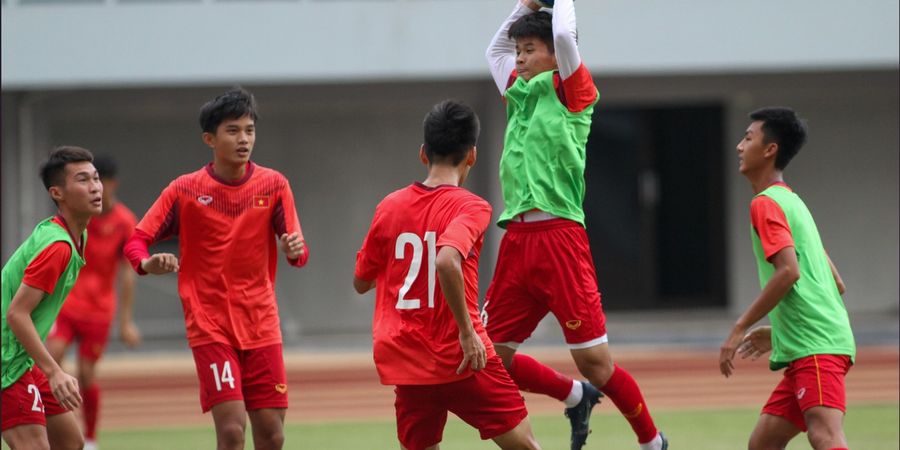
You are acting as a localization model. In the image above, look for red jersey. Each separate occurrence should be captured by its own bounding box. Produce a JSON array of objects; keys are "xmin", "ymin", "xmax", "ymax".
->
[
  {"xmin": 22, "ymin": 217, "xmax": 77, "ymax": 294},
  {"xmin": 751, "ymin": 182, "xmax": 795, "ymax": 261},
  {"xmin": 124, "ymin": 162, "xmax": 307, "ymax": 349},
  {"xmin": 60, "ymin": 203, "xmax": 136, "ymax": 323},
  {"xmin": 355, "ymin": 182, "xmax": 494, "ymax": 386}
]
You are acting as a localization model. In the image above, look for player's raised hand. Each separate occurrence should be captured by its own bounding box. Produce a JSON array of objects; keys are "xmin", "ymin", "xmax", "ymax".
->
[
  {"xmin": 738, "ymin": 326, "xmax": 772, "ymax": 361},
  {"xmin": 719, "ymin": 325, "xmax": 747, "ymax": 378},
  {"xmin": 279, "ymin": 232, "xmax": 306, "ymax": 259},
  {"xmin": 456, "ymin": 330, "xmax": 487, "ymax": 374},
  {"xmin": 48, "ymin": 368, "xmax": 82, "ymax": 411},
  {"xmin": 120, "ymin": 320, "xmax": 143, "ymax": 348},
  {"xmin": 141, "ymin": 253, "xmax": 179, "ymax": 274}
]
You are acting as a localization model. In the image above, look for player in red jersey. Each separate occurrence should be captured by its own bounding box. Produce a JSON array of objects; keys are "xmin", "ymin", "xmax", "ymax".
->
[
  {"xmin": 354, "ymin": 100, "xmax": 540, "ymax": 450},
  {"xmin": 123, "ymin": 88, "xmax": 308, "ymax": 450},
  {"xmin": 46, "ymin": 155, "xmax": 140, "ymax": 450}
]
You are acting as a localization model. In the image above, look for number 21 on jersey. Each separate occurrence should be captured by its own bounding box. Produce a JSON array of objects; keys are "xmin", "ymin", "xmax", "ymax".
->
[{"xmin": 395, "ymin": 231, "xmax": 436, "ymax": 310}]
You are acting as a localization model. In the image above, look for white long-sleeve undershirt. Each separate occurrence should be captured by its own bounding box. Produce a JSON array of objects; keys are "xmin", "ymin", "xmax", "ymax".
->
[{"xmin": 485, "ymin": 0, "xmax": 582, "ymax": 95}]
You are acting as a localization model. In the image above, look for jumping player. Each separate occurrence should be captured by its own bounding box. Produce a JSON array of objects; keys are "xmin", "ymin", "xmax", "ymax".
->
[
  {"xmin": 2, "ymin": 146, "xmax": 103, "ymax": 450},
  {"xmin": 720, "ymin": 107, "xmax": 856, "ymax": 450},
  {"xmin": 484, "ymin": 1, "xmax": 666, "ymax": 449},
  {"xmin": 354, "ymin": 100, "xmax": 540, "ymax": 450},
  {"xmin": 124, "ymin": 88, "xmax": 308, "ymax": 450},
  {"xmin": 47, "ymin": 154, "xmax": 141, "ymax": 450}
]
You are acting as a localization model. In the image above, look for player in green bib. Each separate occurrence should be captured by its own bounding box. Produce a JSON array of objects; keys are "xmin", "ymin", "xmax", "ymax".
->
[
  {"xmin": 2, "ymin": 147, "xmax": 103, "ymax": 450},
  {"xmin": 484, "ymin": 1, "xmax": 666, "ymax": 449},
  {"xmin": 720, "ymin": 108, "xmax": 855, "ymax": 450}
]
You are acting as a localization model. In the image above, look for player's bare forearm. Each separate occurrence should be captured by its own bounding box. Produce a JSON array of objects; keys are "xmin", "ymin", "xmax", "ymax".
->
[
  {"xmin": 436, "ymin": 246, "xmax": 486, "ymax": 373},
  {"xmin": 7, "ymin": 284, "xmax": 65, "ymax": 379},
  {"xmin": 826, "ymin": 253, "xmax": 846, "ymax": 295},
  {"xmin": 735, "ymin": 252, "xmax": 800, "ymax": 331},
  {"xmin": 353, "ymin": 276, "xmax": 375, "ymax": 294},
  {"xmin": 118, "ymin": 261, "xmax": 142, "ymax": 347},
  {"xmin": 720, "ymin": 247, "xmax": 798, "ymax": 377},
  {"xmin": 435, "ymin": 247, "xmax": 474, "ymax": 334}
]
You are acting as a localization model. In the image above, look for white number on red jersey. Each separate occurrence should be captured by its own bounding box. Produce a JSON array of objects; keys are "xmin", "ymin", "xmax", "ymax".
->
[
  {"xmin": 394, "ymin": 231, "xmax": 436, "ymax": 310},
  {"xmin": 210, "ymin": 361, "xmax": 236, "ymax": 392},
  {"xmin": 27, "ymin": 384, "xmax": 44, "ymax": 412}
]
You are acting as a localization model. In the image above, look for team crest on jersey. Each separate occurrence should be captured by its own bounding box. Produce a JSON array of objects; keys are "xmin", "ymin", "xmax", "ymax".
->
[
  {"xmin": 253, "ymin": 196, "xmax": 270, "ymax": 208},
  {"xmin": 275, "ymin": 383, "xmax": 288, "ymax": 394},
  {"xmin": 197, "ymin": 195, "xmax": 213, "ymax": 206},
  {"xmin": 565, "ymin": 320, "xmax": 582, "ymax": 330}
]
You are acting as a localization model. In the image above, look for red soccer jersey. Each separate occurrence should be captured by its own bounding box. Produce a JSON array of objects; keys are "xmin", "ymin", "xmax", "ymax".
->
[
  {"xmin": 22, "ymin": 217, "xmax": 75, "ymax": 294},
  {"xmin": 125, "ymin": 162, "xmax": 307, "ymax": 349},
  {"xmin": 751, "ymin": 182, "xmax": 795, "ymax": 261},
  {"xmin": 60, "ymin": 203, "xmax": 136, "ymax": 323},
  {"xmin": 355, "ymin": 182, "xmax": 495, "ymax": 386}
]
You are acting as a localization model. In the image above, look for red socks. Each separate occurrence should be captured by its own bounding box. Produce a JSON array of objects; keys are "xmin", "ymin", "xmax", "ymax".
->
[
  {"xmin": 599, "ymin": 364, "xmax": 658, "ymax": 444},
  {"xmin": 507, "ymin": 353, "xmax": 573, "ymax": 401},
  {"xmin": 82, "ymin": 383, "xmax": 100, "ymax": 441}
]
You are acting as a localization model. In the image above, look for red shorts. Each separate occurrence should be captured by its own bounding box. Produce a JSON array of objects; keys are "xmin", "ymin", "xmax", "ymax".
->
[
  {"xmin": 191, "ymin": 343, "xmax": 288, "ymax": 413},
  {"xmin": 484, "ymin": 219, "xmax": 607, "ymax": 347},
  {"xmin": 1, "ymin": 367, "xmax": 67, "ymax": 431},
  {"xmin": 47, "ymin": 308, "xmax": 112, "ymax": 362},
  {"xmin": 761, "ymin": 354, "xmax": 852, "ymax": 431},
  {"xmin": 394, "ymin": 356, "xmax": 528, "ymax": 450}
]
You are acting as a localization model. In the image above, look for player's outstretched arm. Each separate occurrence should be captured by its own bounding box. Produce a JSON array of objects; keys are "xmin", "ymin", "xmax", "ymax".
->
[
  {"xmin": 117, "ymin": 261, "xmax": 142, "ymax": 347},
  {"xmin": 719, "ymin": 246, "xmax": 799, "ymax": 377},
  {"xmin": 6, "ymin": 284, "xmax": 82, "ymax": 410},
  {"xmin": 486, "ymin": 0, "xmax": 533, "ymax": 94},
  {"xmin": 435, "ymin": 246, "xmax": 486, "ymax": 374},
  {"xmin": 552, "ymin": 0, "xmax": 582, "ymax": 80}
]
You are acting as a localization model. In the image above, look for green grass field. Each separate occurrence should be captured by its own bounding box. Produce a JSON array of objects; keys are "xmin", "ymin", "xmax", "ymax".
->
[{"xmin": 15, "ymin": 403, "xmax": 891, "ymax": 450}]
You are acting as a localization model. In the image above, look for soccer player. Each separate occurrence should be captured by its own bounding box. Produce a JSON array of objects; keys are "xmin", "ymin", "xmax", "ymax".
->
[
  {"xmin": 720, "ymin": 107, "xmax": 856, "ymax": 450},
  {"xmin": 354, "ymin": 100, "xmax": 540, "ymax": 450},
  {"xmin": 46, "ymin": 154, "xmax": 141, "ymax": 450},
  {"xmin": 123, "ymin": 88, "xmax": 308, "ymax": 450},
  {"xmin": 484, "ymin": 1, "xmax": 667, "ymax": 449},
  {"xmin": 2, "ymin": 146, "xmax": 103, "ymax": 450}
]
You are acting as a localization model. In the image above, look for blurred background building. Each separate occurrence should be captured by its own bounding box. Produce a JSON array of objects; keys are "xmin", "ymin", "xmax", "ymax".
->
[{"xmin": 2, "ymin": 0, "xmax": 898, "ymax": 350}]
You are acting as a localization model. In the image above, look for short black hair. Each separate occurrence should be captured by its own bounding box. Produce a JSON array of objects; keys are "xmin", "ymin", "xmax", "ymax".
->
[
  {"xmin": 423, "ymin": 100, "xmax": 480, "ymax": 166},
  {"xmin": 749, "ymin": 107, "xmax": 808, "ymax": 170},
  {"xmin": 199, "ymin": 87, "xmax": 259, "ymax": 133},
  {"xmin": 509, "ymin": 11, "xmax": 554, "ymax": 53},
  {"xmin": 92, "ymin": 154, "xmax": 118, "ymax": 180},
  {"xmin": 40, "ymin": 146, "xmax": 94, "ymax": 190}
]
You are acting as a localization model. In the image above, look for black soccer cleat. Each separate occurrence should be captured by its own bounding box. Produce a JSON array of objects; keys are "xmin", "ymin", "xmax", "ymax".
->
[{"xmin": 564, "ymin": 380, "xmax": 604, "ymax": 450}]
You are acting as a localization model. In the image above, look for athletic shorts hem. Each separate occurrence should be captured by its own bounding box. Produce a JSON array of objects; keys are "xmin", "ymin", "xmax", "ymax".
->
[
  {"xmin": 567, "ymin": 334, "xmax": 608, "ymax": 349},
  {"xmin": 202, "ymin": 394, "xmax": 245, "ymax": 413},
  {"xmin": 478, "ymin": 409, "xmax": 528, "ymax": 440}
]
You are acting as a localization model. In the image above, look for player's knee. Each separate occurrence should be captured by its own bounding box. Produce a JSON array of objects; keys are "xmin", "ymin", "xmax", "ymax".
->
[
  {"xmin": 748, "ymin": 435, "xmax": 787, "ymax": 450},
  {"xmin": 255, "ymin": 429, "xmax": 285, "ymax": 450},
  {"xmin": 216, "ymin": 422, "xmax": 246, "ymax": 449},
  {"xmin": 806, "ymin": 426, "xmax": 843, "ymax": 449}
]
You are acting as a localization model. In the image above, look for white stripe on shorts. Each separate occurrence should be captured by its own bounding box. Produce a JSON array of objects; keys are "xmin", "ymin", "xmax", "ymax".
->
[{"xmin": 567, "ymin": 334, "xmax": 608, "ymax": 350}]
